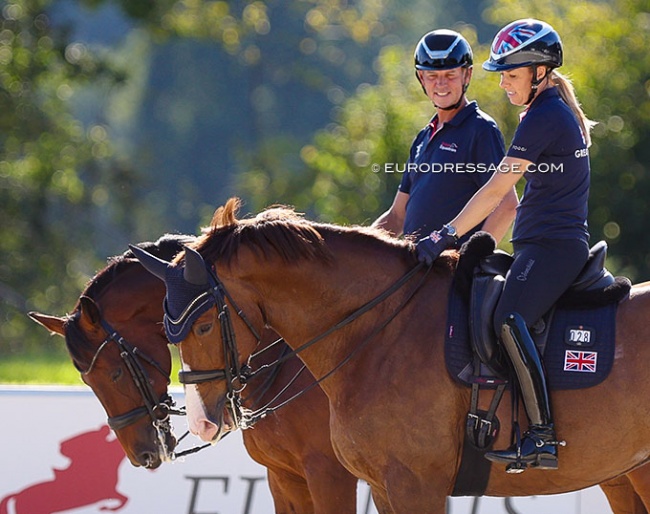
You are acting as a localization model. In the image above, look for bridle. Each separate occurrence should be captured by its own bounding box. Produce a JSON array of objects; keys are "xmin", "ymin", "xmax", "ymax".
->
[
  {"xmin": 175, "ymin": 259, "xmax": 430, "ymax": 429},
  {"xmin": 81, "ymin": 316, "xmax": 208, "ymax": 463},
  {"xmin": 172, "ymin": 267, "xmax": 260, "ymax": 429}
]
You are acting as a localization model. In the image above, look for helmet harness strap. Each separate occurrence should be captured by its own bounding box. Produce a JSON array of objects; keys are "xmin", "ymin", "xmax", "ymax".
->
[{"xmin": 526, "ymin": 64, "xmax": 551, "ymax": 105}]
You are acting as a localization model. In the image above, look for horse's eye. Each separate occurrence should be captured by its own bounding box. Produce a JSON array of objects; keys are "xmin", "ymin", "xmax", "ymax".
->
[
  {"xmin": 111, "ymin": 368, "xmax": 123, "ymax": 382},
  {"xmin": 196, "ymin": 322, "xmax": 213, "ymax": 336}
]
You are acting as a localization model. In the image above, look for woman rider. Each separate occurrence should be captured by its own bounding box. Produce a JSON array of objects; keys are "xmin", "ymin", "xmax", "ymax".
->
[{"xmin": 416, "ymin": 19, "xmax": 596, "ymax": 472}]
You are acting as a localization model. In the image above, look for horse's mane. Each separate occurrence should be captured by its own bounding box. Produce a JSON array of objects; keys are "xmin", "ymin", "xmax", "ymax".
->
[
  {"xmin": 64, "ymin": 234, "xmax": 193, "ymax": 370},
  {"xmin": 77, "ymin": 234, "xmax": 193, "ymax": 308},
  {"xmin": 189, "ymin": 197, "xmax": 413, "ymax": 266}
]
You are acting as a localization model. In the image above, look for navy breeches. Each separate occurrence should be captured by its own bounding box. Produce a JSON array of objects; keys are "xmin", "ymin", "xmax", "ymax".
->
[{"xmin": 493, "ymin": 238, "xmax": 590, "ymax": 332}]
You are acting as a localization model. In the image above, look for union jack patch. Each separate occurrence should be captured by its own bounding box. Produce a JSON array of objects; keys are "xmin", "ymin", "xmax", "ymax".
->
[
  {"xmin": 429, "ymin": 231, "xmax": 443, "ymax": 243},
  {"xmin": 492, "ymin": 24, "xmax": 538, "ymax": 56},
  {"xmin": 563, "ymin": 350, "xmax": 597, "ymax": 373}
]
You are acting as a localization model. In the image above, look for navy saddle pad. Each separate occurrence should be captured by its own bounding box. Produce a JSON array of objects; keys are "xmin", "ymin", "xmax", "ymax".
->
[{"xmin": 444, "ymin": 285, "xmax": 617, "ymax": 390}]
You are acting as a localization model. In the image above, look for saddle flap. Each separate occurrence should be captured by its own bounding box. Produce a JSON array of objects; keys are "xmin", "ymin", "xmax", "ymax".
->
[
  {"xmin": 453, "ymin": 235, "xmax": 627, "ymax": 384},
  {"xmin": 469, "ymin": 271, "xmax": 506, "ymax": 375}
]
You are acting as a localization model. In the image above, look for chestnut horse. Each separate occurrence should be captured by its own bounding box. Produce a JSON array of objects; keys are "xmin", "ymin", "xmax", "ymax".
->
[
  {"xmin": 132, "ymin": 199, "xmax": 650, "ymax": 514},
  {"xmin": 29, "ymin": 236, "xmax": 358, "ymax": 513}
]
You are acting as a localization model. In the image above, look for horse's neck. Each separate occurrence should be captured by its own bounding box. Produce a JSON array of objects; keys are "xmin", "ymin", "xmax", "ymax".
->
[
  {"xmin": 243, "ymin": 251, "xmax": 445, "ymax": 399},
  {"xmin": 99, "ymin": 268, "xmax": 165, "ymax": 323}
]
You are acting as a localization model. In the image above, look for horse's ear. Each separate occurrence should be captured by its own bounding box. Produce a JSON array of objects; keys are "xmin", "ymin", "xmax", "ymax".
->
[
  {"xmin": 79, "ymin": 296, "xmax": 102, "ymax": 327},
  {"xmin": 211, "ymin": 197, "xmax": 240, "ymax": 228},
  {"xmin": 129, "ymin": 244, "xmax": 168, "ymax": 281},
  {"xmin": 183, "ymin": 245, "xmax": 209, "ymax": 286},
  {"xmin": 28, "ymin": 312, "xmax": 67, "ymax": 337}
]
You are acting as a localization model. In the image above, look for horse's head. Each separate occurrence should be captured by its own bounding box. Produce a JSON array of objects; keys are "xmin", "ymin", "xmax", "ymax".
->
[
  {"xmin": 29, "ymin": 236, "xmax": 191, "ymax": 468},
  {"xmin": 131, "ymin": 236, "xmax": 266, "ymax": 444}
]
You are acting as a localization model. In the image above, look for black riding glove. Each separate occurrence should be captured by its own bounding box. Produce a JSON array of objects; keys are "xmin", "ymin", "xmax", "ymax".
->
[{"xmin": 416, "ymin": 225, "xmax": 457, "ymax": 265}]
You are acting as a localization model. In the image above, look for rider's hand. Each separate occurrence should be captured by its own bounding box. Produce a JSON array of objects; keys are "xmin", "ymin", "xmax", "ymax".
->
[{"xmin": 416, "ymin": 225, "xmax": 458, "ymax": 265}]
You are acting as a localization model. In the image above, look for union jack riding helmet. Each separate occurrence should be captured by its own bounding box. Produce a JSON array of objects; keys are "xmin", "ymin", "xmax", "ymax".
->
[
  {"xmin": 483, "ymin": 19, "xmax": 563, "ymax": 72},
  {"xmin": 414, "ymin": 29, "xmax": 473, "ymax": 71}
]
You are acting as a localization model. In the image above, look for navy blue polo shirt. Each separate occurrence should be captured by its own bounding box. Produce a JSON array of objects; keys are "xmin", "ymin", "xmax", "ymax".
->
[
  {"xmin": 399, "ymin": 101, "xmax": 505, "ymax": 241},
  {"xmin": 507, "ymin": 88, "xmax": 590, "ymax": 243}
]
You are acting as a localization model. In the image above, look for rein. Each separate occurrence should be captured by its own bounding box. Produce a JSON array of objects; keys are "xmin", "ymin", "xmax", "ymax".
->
[
  {"xmin": 178, "ymin": 259, "xmax": 430, "ymax": 428},
  {"xmin": 241, "ymin": 262, "xmax": 431, "ymax": 425}
]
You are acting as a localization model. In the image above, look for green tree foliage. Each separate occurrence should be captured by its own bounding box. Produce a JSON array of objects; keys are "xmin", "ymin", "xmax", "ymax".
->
[
  {"xmin": 4, "ymin": 0, "xmax": 650, "ymax": 362},
  {"xmin": 0, "ymin": 0, "xmax": 127, "ymax": 355},
  {"xmin": 1, "ymin": 0, "xmax": 408, "ymax": 357},
  {"xmin": 233, "ymin": 2, "xmax": 485, "ymax": 221},
  {"xmin": 88, "ymin": 0, "xmax": 404, "ymax": 235},
  {"xmin": 255, "ymin": 23, "xmax": 516, "ymax": 225},
  {"xmin": 243, "ymin": 44, "xmax": 432, "ymax": 223}
]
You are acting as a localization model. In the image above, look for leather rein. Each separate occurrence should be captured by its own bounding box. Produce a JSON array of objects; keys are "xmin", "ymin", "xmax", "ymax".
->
[{"xmin": 176, "ymin": 260, "xmax": 430, "ymax": 429}]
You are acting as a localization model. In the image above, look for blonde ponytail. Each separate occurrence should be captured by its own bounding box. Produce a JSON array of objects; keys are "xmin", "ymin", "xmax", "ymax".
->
[{"xmin": 550, "ymin": 70, "xmax": 596, "ymax": 147}]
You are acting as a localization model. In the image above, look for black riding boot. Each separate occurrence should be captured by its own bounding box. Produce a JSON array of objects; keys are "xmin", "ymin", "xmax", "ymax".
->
[{"xmin": 484, "ymin": 313, "xmax": 560, "ymax": 472}]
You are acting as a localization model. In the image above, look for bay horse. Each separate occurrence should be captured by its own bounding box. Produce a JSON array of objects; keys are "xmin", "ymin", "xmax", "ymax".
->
[
  {"xmin": 132, "ymin": 198, "xmax": 650, "ymax": 514},
  {"xmin": 29, "ymin": 236, "xmax": 189, "ymax": 470},
  {"xmin": 29, "ymin": 236, "xmax": 358, "ymax": 513}
]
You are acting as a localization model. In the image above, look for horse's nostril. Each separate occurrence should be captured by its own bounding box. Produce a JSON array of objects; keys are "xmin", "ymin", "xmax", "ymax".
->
[{"xmin": 139, "ymin": 451, "xmax": 161, "ymax": 469}]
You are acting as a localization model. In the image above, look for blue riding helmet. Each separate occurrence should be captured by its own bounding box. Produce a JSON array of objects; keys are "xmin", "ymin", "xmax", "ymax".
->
[{"xmin": 414, "ymin": 29, "xmax": 473, "ymax": 71}]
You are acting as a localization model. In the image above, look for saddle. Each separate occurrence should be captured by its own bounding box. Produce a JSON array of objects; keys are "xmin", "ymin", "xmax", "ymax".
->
[{"xmin": 463, "ymin": 237, "xmax": 629, "ymax": 379}]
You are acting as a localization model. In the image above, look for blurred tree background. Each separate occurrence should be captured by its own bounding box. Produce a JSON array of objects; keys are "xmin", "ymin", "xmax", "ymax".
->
[{"xmin": 1, "ymin": 0, "xmax": 649, "ymax": 357}]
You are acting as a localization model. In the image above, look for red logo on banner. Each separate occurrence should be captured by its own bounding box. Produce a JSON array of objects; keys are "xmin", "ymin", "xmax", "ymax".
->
[{"xmin": 0, "ymin": 425, "xmax": 128, "ymax": 514}]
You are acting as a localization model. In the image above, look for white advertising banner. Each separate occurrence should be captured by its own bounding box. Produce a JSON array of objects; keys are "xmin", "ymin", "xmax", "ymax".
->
[{"xmin": 0, "ymin": 386, "xmax": 612, "ymax": 514}]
